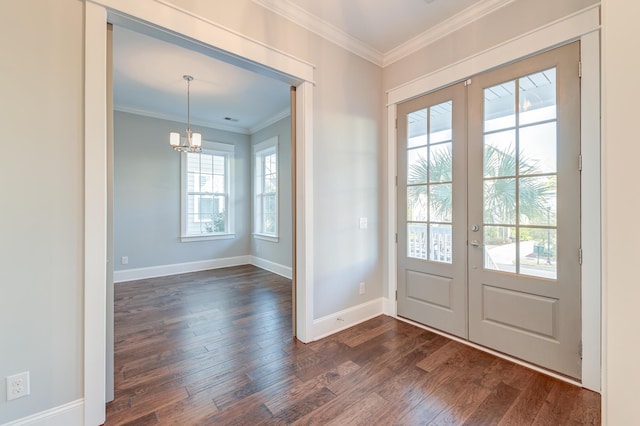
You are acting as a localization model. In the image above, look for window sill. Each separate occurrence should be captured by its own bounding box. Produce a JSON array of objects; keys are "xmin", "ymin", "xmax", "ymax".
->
[
  {"xmin": 181, "ymin": 233, "xmax": 235, "ymax": 242},
  {"xmin": 253, "ymin": 233, "xmax": 279, "ymax": 243}
]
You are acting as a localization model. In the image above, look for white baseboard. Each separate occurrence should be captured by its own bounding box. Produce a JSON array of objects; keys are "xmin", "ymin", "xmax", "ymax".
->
[
  {"xmin": 1, "ymin": 399, "xmax": 84, "ymax": 426},
  {"xmin": 251, "ymin": 256, "xmax": 292, "ymax": 279},
  {"xmin": 114, "ymin": 255, "xmax": 252, "ymax": 283},
  {"xmin": 313, "ymin": 298, "xmax": 384, "ymax": 341}
]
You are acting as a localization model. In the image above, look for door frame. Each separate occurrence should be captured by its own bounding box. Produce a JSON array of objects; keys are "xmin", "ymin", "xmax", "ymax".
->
[
  {"xmin": 84, "ymin": 1, "xmax": 315, "ymax": 424},
  {"xmin": 385, "ymin": 5, "xmax": 601, "ymax": 391}
]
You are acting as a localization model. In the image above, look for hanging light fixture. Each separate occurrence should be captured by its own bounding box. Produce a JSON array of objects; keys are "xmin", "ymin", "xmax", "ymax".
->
[{"xmin": 169, "ymin": 75, "xmax": 202, "ymax": 153}]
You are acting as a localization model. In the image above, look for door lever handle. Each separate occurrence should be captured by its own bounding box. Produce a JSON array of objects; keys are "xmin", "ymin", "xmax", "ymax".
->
[{"xmin": 470, "ymin": 240, "xmax": 482, "ymax": 247}]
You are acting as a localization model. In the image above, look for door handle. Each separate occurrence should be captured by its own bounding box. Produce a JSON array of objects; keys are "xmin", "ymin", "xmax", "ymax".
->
[{"xmin": 470, "ymin": 240, "xmax": 482, "ymax": 247}]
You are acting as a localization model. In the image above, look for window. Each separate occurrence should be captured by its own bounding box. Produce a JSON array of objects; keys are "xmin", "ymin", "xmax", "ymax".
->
[
  {"xmin": 253, "ymin": 137, "xmax": 278, "ymax": 240},
  {"xmin": 181, "ymin": 142, "xmax": 235, "ymax": 241}
]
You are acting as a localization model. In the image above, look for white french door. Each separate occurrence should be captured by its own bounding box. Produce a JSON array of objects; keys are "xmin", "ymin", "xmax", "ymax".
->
[{"xmin": 397, "ymin": 42, "xmax": 582, "ymax": 378}]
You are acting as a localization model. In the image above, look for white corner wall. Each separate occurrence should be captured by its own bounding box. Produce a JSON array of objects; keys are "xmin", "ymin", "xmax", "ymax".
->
[{"xmin": 601, "ymin": 0, "xmax": 640, "ymax": 423}]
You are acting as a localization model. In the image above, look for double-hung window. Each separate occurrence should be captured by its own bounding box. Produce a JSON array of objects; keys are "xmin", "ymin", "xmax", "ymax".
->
[
  {"xmin": 253, "ymin": 137, "xmax": 278, "ymax": 240},
  {"xmin": 181, "ymin": 142, "xmax": 234, "ymax": 241}
]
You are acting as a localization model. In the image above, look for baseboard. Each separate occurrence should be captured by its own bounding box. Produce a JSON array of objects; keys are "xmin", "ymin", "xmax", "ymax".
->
[
  {"xmin": 250, "ymin": 256, "xmax": 292, "ymax": 279},
  {"xmin": 1, "ymin": 399, "xmax": 84, "ymax": 426},
  {"xmin": 114, "ymin": 256, "xmax": 252, "ymax": 283},
  {"xmin": 312, "ymin": 298, "xmax": 384, "ymax": 341}
]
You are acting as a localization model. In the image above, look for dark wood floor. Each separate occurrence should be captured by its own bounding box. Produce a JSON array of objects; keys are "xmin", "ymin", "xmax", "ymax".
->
[{"xmin": 105, "ymin": 265, "xmax": 600, "ymax": 425}]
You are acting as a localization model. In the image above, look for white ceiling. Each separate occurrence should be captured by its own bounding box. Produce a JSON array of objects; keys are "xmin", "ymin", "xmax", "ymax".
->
[{"xmin": 113, "ymin": 0, "xmax": 513, "ymax": 134}]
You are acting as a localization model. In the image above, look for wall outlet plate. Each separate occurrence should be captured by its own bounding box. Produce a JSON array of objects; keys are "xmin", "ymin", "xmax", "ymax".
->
[{"xmin": 6, "ymin": 371, "xmax": 30, "ymax": 401}]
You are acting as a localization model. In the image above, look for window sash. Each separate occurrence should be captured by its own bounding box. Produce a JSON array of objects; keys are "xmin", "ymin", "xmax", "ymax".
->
[
  {"xmin": 181, "ymin": 144, "xmax": 234, "ymax": 239},
  {"xmin": 254, "ymin": 138, "xmax": 278, "ymax": 237}
]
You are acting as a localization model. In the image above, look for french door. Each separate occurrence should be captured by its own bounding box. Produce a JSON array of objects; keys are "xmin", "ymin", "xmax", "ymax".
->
[{"xmin": 397, "ymin": 42, "xmax": 582, "ymax": 379}]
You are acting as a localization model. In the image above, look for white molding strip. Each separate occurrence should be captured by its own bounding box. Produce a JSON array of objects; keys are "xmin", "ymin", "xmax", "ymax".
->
[
  {"xmin": 252, "ymin": 0, "xmax": 383, "ymax": 66},
  {"xmin": 251, "ymin": 256, "xmax": 293, "ymax": 279},
  {"xmin": 313, "ymin": 298, "xmax": 384, "ymax": 341},
  {"xmin": 114, "ymin": 256, "xmax": 252, "ymax": 283},
  {"xmin": 0, "ymin": 399, "xmax": 84, "ymax": 426},
  {"xmin": 114, "ymin": 104, "xmax": 251, "ymax": 135},
  {"xmin": 387, "ymin": 4, "xmax": 601, "ymax": 105},
  {"xmin": 383, "ymin": 0, "xmax": 515, "ymax": 67},
  {"xmin": 249, "ymin": 108, "xmax": 291, "ymax": 134}
]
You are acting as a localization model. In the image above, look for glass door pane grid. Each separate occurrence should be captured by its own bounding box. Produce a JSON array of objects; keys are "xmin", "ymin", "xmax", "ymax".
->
[
  {"xmin": 482, "ymin": 70, "xmax": 557, "ymax": 279},
  {"xmin": 407, "ymin": 101, "xmax": 453, "ymax": 263}
]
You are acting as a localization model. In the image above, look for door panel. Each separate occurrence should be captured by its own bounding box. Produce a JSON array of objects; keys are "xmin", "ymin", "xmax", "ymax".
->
[
  {"xmin": 397, "ymin": 83, "xmax": 468, "ymax": 338},
  {"xmin": 468, "ymin": 42, "xmax": 581, "ymax": 379}
]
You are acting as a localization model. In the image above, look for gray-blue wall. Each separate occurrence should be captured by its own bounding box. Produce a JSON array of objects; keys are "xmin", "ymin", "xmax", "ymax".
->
[{"xmin": 113, "ymin": 111, "xmax": 251, "ymax": 270}]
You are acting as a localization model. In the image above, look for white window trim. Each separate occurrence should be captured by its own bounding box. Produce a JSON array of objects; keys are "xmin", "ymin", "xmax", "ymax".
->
[
  {"xmin": 181, "ymin": 141, "xmax": 235, "ymax": 242},
  {"xmin": 253, "ymin": 136, "xmax": 279, "ymax": 240}
]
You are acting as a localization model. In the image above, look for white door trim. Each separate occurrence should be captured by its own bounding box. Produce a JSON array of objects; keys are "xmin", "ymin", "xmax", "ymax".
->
[
  {"xmin": 84, "ymin": 1, "xmax": 315, "ymax": 424},
  {"xmin": 385, "ymin": 5, "xmax": 601, "ymax": 391}
]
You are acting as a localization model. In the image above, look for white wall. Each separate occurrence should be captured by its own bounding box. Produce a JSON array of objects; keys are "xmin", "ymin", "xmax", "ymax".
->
[
  {"xmin": 0, "ymin": 1, "xmax": 84, "ymax": 423},
  {"xmin": 601, "ymin": 0, "xmax": 640, "ymax": 423},
  {"xmin": 113, "ymin": 111, "xmax": 251, "ymax": 271},
  {"xmin": 251, "ymin": 116, "xmax": 293, "ymax": 269}
]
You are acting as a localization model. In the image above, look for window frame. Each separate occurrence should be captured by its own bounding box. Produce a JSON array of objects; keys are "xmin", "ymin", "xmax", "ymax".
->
[
  {"xmin": 253, "ymin": 136, "xmax": 279, "ymax": 242},
  {"xmin": 180, "ymin": 141, "xmax": 235, "ymax": 242}
]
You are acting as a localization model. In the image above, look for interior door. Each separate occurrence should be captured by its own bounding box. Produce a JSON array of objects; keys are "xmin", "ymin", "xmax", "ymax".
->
[
  {"xmin": 467, "ymin": 42, "xmax": 582, "ymax": 379},
  {"xmin": 397, "ymin": 82, "xmax": 468, "ymax": 338}
]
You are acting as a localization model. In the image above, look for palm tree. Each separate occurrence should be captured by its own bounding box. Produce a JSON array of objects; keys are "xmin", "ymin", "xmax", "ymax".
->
[{"xmin": 408, "ymin": 143, "xmax": 554, "ymax": 230}]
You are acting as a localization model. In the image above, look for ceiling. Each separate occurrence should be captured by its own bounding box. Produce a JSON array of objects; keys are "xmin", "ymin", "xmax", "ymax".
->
[{"xmin": 113, "ymin": 0, "xmax": 513, "ymax": 134}]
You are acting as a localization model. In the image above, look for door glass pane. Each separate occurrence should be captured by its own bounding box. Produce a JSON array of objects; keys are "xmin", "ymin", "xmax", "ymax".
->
[
  {"xmin": 430, "ymin": 101, "xmax": 452, "ymax": 143},
  {"xmin": 484, "ymin": 178, "xmax": 516, "ymax": 225},
  {"xmin": 429, "ymin": 184, "xmax": 452, "ymax": 222},
  {"xmin": 519, "ymin": 68, "xmax": 556, "ymax": 126},
  {"xmin": 408, "ymin": 109, "xmax": 428, "ymax": 148},
  {"xmin": 519, "ymin": 228, "xmax": 557, "ymax": 279},
  {"xmin": 429, "ymin": 143, "xmax": 452, "ymax": 182},
  {"xmin": 484, "ymin": 226, "xmax": 516, "ymax": 273},
  {"xmin": 407, "ymin": 186, "xmax": 428, "ymax": 221},
  {"xmin": 484, "ymin": 131, "xmax": 516, "ymax": 177},
  {"xmin": 519, "ymin": 176, "xmax": 556, "ymax": 226},
  {"xmin": 408, "ymin": 147, "xmax": 428, "ymax": 184},
  {"xmin": 408, "ymin": 223, "xmax": 428, "ymax": 259},
  {"xmin": 430, "ymin": 224, "xmax": 452, "ymax": 262},
  {"xmin": 484, "ymin": 80, "xmax": 515, "ymax": 132},
  {"xmin": 519, "ymin": 122, "xmax": 557, "ymax": 174}
]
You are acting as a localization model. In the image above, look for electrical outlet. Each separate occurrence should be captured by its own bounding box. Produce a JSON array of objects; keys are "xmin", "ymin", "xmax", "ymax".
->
[
  {"xmin": 6, "ymin": 372, "xmax": 30, "ymax": 401},
  {"xmin": 359, "ymin": 217, "xmax": 368, "ymax": 229},
  {"xmin": 121, "ymin": 256, "xmax": 129, "ymax": 265},
  {"xmin": 359, "ymin": 282, "xmax": 365, "ymax": 295}
]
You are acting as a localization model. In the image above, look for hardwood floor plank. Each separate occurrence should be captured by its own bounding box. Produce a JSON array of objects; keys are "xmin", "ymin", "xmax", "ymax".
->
[{"xmin": 106, "ymin": 266, "xmax": 600, "ymax": 425}]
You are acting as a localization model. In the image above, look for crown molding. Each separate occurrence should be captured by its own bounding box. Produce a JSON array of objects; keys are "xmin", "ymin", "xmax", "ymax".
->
[
  {"xmin": 253, "ymin": 0, "xmax": 515, "ymax": 68},
  {"xmin": 383, "ymin": 0, "xmax": 516, "ymax": 66},
  {"xmin": 113, "ymin": 104, "xmax": 252, "ymax": 134},
  {"xmin": 252, "ymin": 0, "xmax": 384, "ymax": 66},
  {"xmin": 249, "ymin": 108, "xmax": 291, "ymax": 134}
]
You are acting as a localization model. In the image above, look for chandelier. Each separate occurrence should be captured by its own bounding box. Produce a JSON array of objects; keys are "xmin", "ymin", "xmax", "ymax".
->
[{"xmin": 169, "ymin": 75, "xmax": 202, "ymax": 153}]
